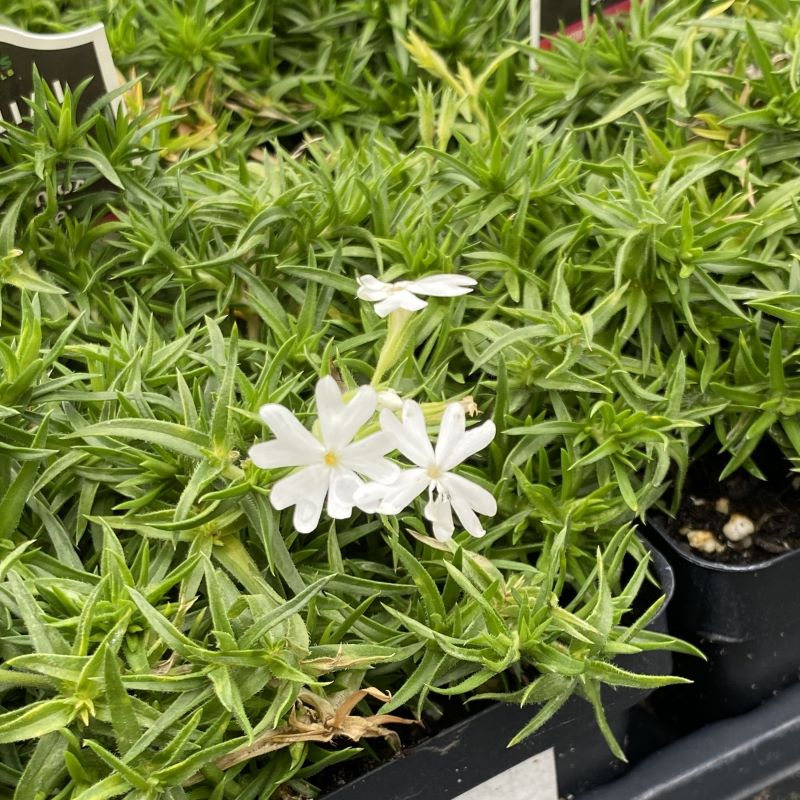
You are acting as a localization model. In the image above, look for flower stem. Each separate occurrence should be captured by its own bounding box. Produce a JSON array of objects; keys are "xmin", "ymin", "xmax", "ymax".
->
[{"xmin": 371, "ymin": 309, "xmax": 415, "ymax": 386}]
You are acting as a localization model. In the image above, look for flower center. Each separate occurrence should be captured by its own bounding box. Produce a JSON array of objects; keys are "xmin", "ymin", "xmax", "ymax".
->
[
  {"xmin": 323, "ymin": 451, "xmax": 340, "ymax": 467},
  {"xmin": 390, "ymin": 281, "xmax": 411, "ymax": 293},
  {"xmin": 426, "ymin": 464, "xmax": 443, "ymax": 480}
]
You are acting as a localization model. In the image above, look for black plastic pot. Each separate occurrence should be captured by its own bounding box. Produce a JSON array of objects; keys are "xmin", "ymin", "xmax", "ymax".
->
[
  {"xmin": 579, "ymin": 680, "xmax": 800, "ymax": 800},
  {"xmin": 321, "ymin": 546, "xmax": 675, "ymax": 800},
  {"xmin": 643, "ymin": 513, "xmax": 800, "ymax": 727}
]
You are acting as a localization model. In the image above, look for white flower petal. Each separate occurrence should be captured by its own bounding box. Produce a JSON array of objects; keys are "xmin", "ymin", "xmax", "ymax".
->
[
  {"xmin": 424, "ymin": 494, "xmax": 455, "ymax": 541},
  {"xmin": 439, "ymin": 420, "xmax": 497, "ymax": 472},
  {"xmin": 327, "ymin": 469, "xmax": 361, "ymax": 519},
  {"xmin": 315, "ymin": 378, "xmax": 378, "ymax": 451},
  {"xmin": 361, "ymin": 457, "xmax": 401, "ymax": 483},
  {"xmin": 441, "ymin": 472, "xmax": 497, "ymax": 517},
  {"xmin": 401, "ymin": 400, "xmax": 437, "ymax": 462},
  {"xmin": 269, "ymin": 464, "xmax": 329, "ymax": 534},
  {"xmin": 434, "ymin": 402, "xmax": 466, "ymax": 469},
  {"xmin": 375, "ymin": 468, "xmax": 430, "ymax": 514},
  {"xmin": 356, "ymin": 274, "xmax": 392, "ymax": 301},
  {"xmin": 448, "ymin": 491, "xmax": 486, "ymax": 538},
  {"xmin": 315, "ymin": 376, "xmax": 345, "ymax": 447},
  {"xmin": 352, "ymin": 481, "xmax": 390, "ymax": 513},
  {"xmin": 373, "ymin": 294, "xmax": 418, "ymax": 318},
  {"xmin": 248, "ymin": 439, "xmax": 319, "ymax": 469},
  {"xmin": 380, "ymin": 402, "xmax": 434, "ymax": 467},
  {"xmin": 342, "ymin": 429, "xmax": 393, "ymax": 458},
  {"xmin": 294, "ymin": 491, "xmax": 328, "ymax": 533},
  {"xmin": 258, "ymin": 404, "xmax": 322, "ymax": 459},
  {"xmin": 344, "ymin": 450, "xmax": 400, "ymax": 483},
  {"xmin": 270, "ymin": 464, "xmax": 326, "ymax": 510},
  {"xmin": 396, "ymin": 291, "xmax": 428, "ymax": 313},
  {"xmin": 406, "ymin": 274, "xmax": 477, "ymax": 297},
  {"xmin": 336, "ymin": 386, "xmax": 379, "ymax": 450}
]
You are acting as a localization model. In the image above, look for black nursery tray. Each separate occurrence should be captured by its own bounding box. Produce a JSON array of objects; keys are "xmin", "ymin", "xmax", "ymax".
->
[
  {"xmin": 322, "ymin": 546, "xmax": 675, "ymax": 800},
  {"xmin": 579, "ymin": 680, "xmax": 800, "ymax": 800}
]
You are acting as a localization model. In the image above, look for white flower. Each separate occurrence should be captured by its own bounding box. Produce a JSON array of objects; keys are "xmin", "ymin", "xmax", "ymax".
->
[
  {"xmin": 248, "ymin": 377, "xmax": 399, "ymax": 534},
  {"xmin": 354, "ymin": 400, "xmax": 497, "ymax": 541},
  {"xmin": 356, "ymin": 273, "xmax": 477, "ymax": 318}
]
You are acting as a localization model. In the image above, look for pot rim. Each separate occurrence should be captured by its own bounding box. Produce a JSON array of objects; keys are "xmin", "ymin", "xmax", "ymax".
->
[{"xmin": 640, "ymin": 535, "xmax": 675, "ymax": 614}]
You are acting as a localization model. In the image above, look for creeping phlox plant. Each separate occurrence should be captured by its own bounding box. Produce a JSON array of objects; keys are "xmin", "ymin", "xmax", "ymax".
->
[
  {"xmin": 250, "ymin": 275, "xmax": 496, "ymax": 541},
  {"xmin": 11, "ymin": 0, "xmax": 800, "ymax": 796}
]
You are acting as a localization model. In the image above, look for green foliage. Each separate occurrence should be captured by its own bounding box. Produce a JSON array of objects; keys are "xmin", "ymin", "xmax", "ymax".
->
[{"xmin": 1, "ymin": 0, "xmax": 799, "ymax": 796}]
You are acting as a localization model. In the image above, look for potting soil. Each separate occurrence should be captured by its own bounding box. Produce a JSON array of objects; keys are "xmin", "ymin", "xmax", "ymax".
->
[{"xmin": 666, "ymin": 451, "xmax": 800, "ymax": 565}]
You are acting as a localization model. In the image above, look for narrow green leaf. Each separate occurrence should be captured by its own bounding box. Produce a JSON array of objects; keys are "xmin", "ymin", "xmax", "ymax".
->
[
  {"xmin": 104, "ymin": 648, "xmax": 142, "ymax": 755},
  {"xmin": 0, "ymin": 699, "xmax": 75, "ymax": 743},
  {"xmin": 0, "ymin": 414, "xmax": 50, "ymax": 539}
]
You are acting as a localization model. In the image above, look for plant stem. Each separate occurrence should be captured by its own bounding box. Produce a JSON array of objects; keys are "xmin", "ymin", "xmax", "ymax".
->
[{"xmin": 371, "ymin": 308, "xmax": 415, "ymax": 387}]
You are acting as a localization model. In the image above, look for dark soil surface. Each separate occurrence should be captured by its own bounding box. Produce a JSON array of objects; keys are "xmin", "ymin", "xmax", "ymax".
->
[{"xmin": 664, "ymin": 447, "xmax": 800, "ymax": 565}]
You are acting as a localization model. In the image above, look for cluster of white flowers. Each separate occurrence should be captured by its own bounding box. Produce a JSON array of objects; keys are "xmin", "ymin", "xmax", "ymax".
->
[
  {"xmin": 248, "ymin": 272, "xmax": 495, "ymax": 541},
  {"xmin": 249, "ymin": 378, "xmax": 496, "ymax": 540}
]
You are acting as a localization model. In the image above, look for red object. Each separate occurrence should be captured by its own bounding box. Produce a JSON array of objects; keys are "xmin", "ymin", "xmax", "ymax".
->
[{"xmin": 539, "ymin": 1, "xmax": 631, "ymax": 50}]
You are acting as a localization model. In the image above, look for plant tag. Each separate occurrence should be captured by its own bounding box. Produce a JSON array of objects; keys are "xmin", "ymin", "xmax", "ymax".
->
[
  {"xmin": 0, "ymin": 22, "xmax": 118, "ymax": 132},
  {"xmin": 453, "ymin": 747, "xmax": 558, "ymax": 800},
  {"xmin": 0, "ymin": 24, "xmax": 120, "ymax": 218},
  {"xmin": 533, "ymin": 1, "xmax": 628, "ymax": 67},
  {"xmin": 538, "ymin": 1, "xmax": 632, "ymax": 41}
]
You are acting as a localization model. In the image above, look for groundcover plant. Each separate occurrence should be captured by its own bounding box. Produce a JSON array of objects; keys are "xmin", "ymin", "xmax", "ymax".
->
[{"xmin": 1, "ymin": 0, "xmax": 799, "ymax": 796}]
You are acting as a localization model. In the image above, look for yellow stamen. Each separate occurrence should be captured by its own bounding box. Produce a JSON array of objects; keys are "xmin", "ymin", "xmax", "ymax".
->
[{"xmin": 324, "ymin": 451, "xmax": 339, "ymax": 467}]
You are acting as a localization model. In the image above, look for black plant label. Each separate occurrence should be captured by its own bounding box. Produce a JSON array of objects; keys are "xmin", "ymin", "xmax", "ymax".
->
[
  {"xmin": 0, "ymin": 22, "xmax": 118, "ymax": 129},
  {"xmin": 0, "ymin": 24, "xmax": 119, "ymax": 217}
]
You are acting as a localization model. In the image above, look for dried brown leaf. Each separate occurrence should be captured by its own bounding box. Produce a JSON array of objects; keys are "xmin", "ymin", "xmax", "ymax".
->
[{"xmin": 209, "ymin": 688, "xmax": 416, "ymax": 773}]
